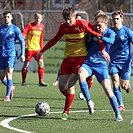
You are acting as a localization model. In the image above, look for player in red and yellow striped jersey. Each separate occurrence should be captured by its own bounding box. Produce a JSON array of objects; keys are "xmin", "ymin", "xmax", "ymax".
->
[
  {"xmin": 38, "ymin": 7, "xmax": 109, "ymax": 120},
  {"xmin": 21, "ymin": 13, "xmax": 49, "ymax": 87}
]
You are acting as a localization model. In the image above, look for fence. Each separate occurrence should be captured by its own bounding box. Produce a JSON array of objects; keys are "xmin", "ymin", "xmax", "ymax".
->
[{"xmin": 0, "ymin": 10, "xmax": 133, "ymax": 73}]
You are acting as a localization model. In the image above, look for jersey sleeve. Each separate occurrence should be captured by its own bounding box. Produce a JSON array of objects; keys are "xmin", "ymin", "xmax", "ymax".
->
[
  {"xmin": 127, "ymin": 28, "xmax": 133, "ymax": 43},
  {"xmin": 40, "ymin": 24, "xmax": 45, "ymax": 49},
  {"xmin": 102, "ymin": 30, "xmax": 115, "ymax": 44},
  {"xmin": 22, "ymin": 23, "xmax": 30, "ymax": 36},
  {"xmin": 40, "ymin": 25, "xmax": 64, "ymax": 53},
  {"xmin": 15, "ymin": 27, "xmax": 25, "ymax": 56}
]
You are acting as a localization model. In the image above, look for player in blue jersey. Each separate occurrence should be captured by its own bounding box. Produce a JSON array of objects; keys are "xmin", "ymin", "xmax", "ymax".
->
[
  {"xmin": 0, "ymin": 11, "xmax": 25, "ymax": 102},
  {"xmin": 78, "ymin": 14, "xmax": 123, "ymax": 121},
  {"xmin": 109, "ymin": 10, "xmax": 133, "ymax": 111}
]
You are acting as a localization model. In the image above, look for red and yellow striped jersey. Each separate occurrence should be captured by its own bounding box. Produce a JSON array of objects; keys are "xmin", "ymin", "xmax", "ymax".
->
[
  {"xmin": 22, "ymin": 22, "xmax": 44, "ymax": 51},
  {"xmin": 41, "ymin": 19, "xmax": 103, "ymax": 58}
]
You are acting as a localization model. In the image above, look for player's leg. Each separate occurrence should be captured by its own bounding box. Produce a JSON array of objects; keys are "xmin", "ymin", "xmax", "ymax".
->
[
  {"xmin": 109, "ymin": 65, "xmax": 124, "ymax": 111},
  {"xmin": 60, "ymin": 56, "xmax": 85, "ymax": 120},
  {"xmin": 120, "ymin": 62, "xmax": 132, "ymax": 93},
  {"xmin": 97, "ymin": 66, "xmax": 123, "ymax": 121},
  {"xmin": 78, "ymin": 64, "xmax": 94, "ymax": 115},
  {"xmin": 120, "ymin": 79, "xmax": 131, "ymax": 93},
  {"xmin": 4, "ymin": 56, "xmax": 16, "ymax": 101},
  {"xmin": 1, "ymin": 75, "xmax": 15, "ymax": 100},
  {"xmin": 4, "ymin": 67, "xmax": 14, "ymax": 101},
  {"xmin": 21, "ymin": 50, "xmax": 31, "ymax": 86},
  {"xmin": 101, "ymin": 79, "xmax": 123, "ymax": 121},
  {"xmin": 78, "ymin": 74, "xmax": 95, "ymax": 100},
  {"xmin": 53, "ymin": 68, "xmax": 60, "ymax": 86},
  {"xmin": 37, "ymin": 58, "xmax": 49, "ymax": 86},
  {"xmin": 111, "ymin": 74, "xmax": 125, "ymax": 111},
  {"xmin": 59, "ymin": 74, "xmax": 76, "ymax": 120},
  {"xmin": 35, "ymin": 51, "xmax": 49, "ymax": 87},
  {"xmin": 0, "ymin": 57, "xmax": 15, "ymax": 100},
  {"xmin": 21, "ymin": 61, "xmax": 30, "ymax": 86}
]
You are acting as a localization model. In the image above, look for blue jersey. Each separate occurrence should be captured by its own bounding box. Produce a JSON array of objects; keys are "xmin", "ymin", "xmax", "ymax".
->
[
  {"xmin": 108, "ymin": 25, "xmax": 133, "ymax": 79},
  {"xmin": 86, "ymin": 28, "xmax": 115, "ymax": 65},
  {"xmin": 81, "ymin": 28, "xmax": 115, "ymax": 83},
  {"xmin": 109, "ymin": 25, "xmax": 133, "ymax": 64},
  {"xmin": 0, "ymin": 24, "xmax": 25, "ymax": 57}
]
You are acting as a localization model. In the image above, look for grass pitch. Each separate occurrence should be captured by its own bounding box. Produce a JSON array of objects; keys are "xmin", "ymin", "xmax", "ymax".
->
[{"xmin": 0, "ymin": 72, "xmax": 133, "ymax": 133}]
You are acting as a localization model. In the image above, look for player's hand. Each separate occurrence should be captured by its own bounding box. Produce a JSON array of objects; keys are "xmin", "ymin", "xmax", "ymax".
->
[
  {"xmin": 101, "ymin": 50, "xmax": 110, "ymax": 62},
  {"xmin": 20, "ymin": 55, "xmax": 25, "ymax": 62},
  {"xmin": 37, "ymin": 52, "xmax": 43, "ymax": 60}
]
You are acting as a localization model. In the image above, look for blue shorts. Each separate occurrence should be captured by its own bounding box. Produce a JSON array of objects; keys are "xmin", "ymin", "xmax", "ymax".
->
[
  {"xmin": 81, "ymin": 62, "xmax": 110, "ymax": 83},
  {"xmin": 109, "ymin": 59, "xmax": 132, "ymax": 80},
  {"xmin": 0, "ymin": 55, "xmax": 16, "ymax": 69}
]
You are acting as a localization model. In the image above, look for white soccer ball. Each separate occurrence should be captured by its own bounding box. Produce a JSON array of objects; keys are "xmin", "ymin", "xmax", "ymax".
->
[{"xmin": 35, "ymin": 102, "xmax": 50, "ymax": 116}]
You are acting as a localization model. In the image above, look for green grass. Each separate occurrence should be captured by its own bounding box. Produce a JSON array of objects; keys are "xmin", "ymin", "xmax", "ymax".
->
[{"xmin": 0, "ymin": 72, "xmax": 133, "ymax": 133}]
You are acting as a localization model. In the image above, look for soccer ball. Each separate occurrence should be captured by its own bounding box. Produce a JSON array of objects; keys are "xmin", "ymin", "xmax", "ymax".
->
[{"xmin": 35, "ymin": 102, "xmax": 50, "ymax": 116}]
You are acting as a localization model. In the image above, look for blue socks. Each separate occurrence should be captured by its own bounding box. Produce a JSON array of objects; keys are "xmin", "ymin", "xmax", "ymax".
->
[
  {"xmin": 6, "ymin": 79, "xmax": 13, "ymax": 97},
  {"xmin": 79, "ymin": 81, "xmax": 90, "ymax": 101},
  {"xmin": 109, "ymin": 96, "xmax": 120, "ymax": 116},
  {"xmin": 113, "ymin": 87, "xmax": 124, "ymax": 106}
]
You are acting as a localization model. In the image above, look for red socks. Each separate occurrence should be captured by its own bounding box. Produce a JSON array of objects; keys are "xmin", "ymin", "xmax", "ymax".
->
[
  {"xmin": 38, "ymin": 67, "xmax": 44, "ymax": 82},
  {"xmin": 22, "ymin": 68, "xmax": 27, "ymax": 82},
  {"xmin": 86, "ymin": 77, "xmax": 93, "ymax": 89},
  {"xmin": 62, "ymin": 90, "xmax": 75, "ymax": 114}
]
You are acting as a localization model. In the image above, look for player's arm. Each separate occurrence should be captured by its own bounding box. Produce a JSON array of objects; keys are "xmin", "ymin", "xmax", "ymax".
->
[
  {"xmin": 40, "ymin": 25, "xmax": 44, "ymax": 49},
  {"xmin": 127, "ymin": 28, "xmax": 133, "ymax": 43},
  {"xmin": 15, "ymin": 27, "xmax": 25, "ymax": 62},
  {"xmin": 102, "ymin": 31, "xmax": 115, "ymax": 44},
  {"xmin": 21, "ymin": 24, "xmax": 31, "ymax": 48},
  {"xmin": 38, "ymin": 26, "xmax": 64, "ymax": 58},
  {"xmin": 22, "ymin": 23, "xmax": 30, "ymax": 36}
]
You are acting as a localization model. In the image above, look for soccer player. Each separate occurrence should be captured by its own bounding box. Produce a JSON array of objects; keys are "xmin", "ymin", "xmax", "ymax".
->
[
  {"xmin": 52, "ymin": 14, "xmax": 82, "ymax": 87},
  {"xmin": 0, "ymin": 11, "xmax": 25, "ymax": 101},
  {"xmin": 109, "ymin": 10, "xmax": 133, "ymax": 111},
  {"xmin": 78, "ymin": 14, "xmax": 123, "ymax": 121},
  {"xmin": 21, "ymin": 13, "xmax": 49, "ymax": 87},
  {"xmin": 38, "ymin": 6, "xmax": 109, "ymax": 120},
  {"xmin": 78, "ymin": 10, "xmax": 106, "ymax": 100}
]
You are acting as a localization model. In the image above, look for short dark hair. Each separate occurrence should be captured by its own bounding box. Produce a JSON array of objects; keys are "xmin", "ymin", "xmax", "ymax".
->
[
  {"xmin": 112, "ymin": 10, "xmax": 124, "ymax": 19},
  {"xmin": 62, "ymin": 6, "xmax": 75, "ymax": 20},
  {"xmin": 3, "ymin": 10, "xmax": 12, "ymax": 16}
]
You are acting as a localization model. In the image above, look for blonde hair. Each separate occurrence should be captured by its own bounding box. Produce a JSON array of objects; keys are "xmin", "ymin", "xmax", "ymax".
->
[
  {"xmin": 34, "ymin": 13, "xmax": 42, "ymax": 18},
  {"xmin": 95, "ymin": 14, "xmax": 108, "ymax": 24},
  {"xmin": 94, "ymin": 10, "xmax": 105, "ymax": 18}
]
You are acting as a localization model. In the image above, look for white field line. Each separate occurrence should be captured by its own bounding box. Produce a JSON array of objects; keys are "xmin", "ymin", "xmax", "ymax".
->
[{"xmin": 0, "ymin": 109, "xmax": 133, "ymax": 133}]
